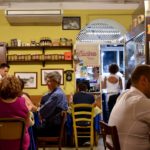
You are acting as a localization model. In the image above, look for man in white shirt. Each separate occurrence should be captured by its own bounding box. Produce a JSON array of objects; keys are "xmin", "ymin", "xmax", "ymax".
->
[
  {"xmin": 0, "ymin": 63, "xmax": 10, "ymax": 79},
  {"xmin": 108, "ymin": 64, "xmax": 150, "ymax": 150}
]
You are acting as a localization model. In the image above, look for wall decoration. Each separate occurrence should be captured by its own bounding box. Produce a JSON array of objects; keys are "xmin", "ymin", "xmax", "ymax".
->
[
  {"xmin": 75, "ymin": 42, "xmax": 100, "ymax": 66},
  {"xmin": 62, "ymin": 17, "xmax": 81, "ymax": 30},
  {"xmin": 41, "ymin": 69, "xmax": 64, "ymax": 85},
  {"xmin": 14, "ymin": 72, "xmax": 37, "ymax": 89}
]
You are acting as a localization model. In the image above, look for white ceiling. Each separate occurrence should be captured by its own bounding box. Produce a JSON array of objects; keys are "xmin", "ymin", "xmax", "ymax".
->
[
  {"xmin": 0, "ymin": 0, "xmax": 142, "ymax": 3},
  {"xmin": 0, "ymin": 0, "xmax": 143, "ymax": 10},
  {"xmin": 0, "ymin": 0, "xmax": 143, "ymax": 5},
  {"xmin": 0, "ymin": 0, "xmax": 140, "ymax": 2}
]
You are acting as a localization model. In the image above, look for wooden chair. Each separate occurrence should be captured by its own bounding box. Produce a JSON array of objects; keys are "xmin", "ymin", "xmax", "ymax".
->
[
  {"xmin": 100, "ymin": 121, "xmax": 121, "ymax": 150},
  {"xmin": 0, "ymin": 118, "xmax": 25, "ymax": 150},
  {"xmin": 71, "ymin": 103, "xmax": 94, "ymax": 150},
  {"xmin": 36, "ymin": 111, "xmax": 67, "ymax": 150}
]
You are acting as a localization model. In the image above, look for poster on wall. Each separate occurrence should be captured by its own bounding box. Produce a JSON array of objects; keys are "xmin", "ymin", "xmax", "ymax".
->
[
  {"xmin": 75, "ymin": 42, "xmax": 100, "ymax": 67},
  {"xmin": 75, "ymin": 42, "xmax": 101, "ymax": 92}
]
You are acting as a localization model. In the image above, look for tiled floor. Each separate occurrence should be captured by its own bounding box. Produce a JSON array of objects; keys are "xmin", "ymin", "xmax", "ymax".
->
[{"xmin": 38, "ymin": 137, "xmax": 105, "ymax": 150}]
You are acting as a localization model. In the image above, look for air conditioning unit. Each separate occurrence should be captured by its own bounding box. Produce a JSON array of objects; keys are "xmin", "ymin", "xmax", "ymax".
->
[{"xmin": 5, "ymin": 9, "xmax": 63, "ymax": 26}]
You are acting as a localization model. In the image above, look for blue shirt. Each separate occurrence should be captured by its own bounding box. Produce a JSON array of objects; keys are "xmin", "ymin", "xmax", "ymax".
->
[{"xmin": 39, "ymin": 87, "xmax": 68, "ymax": 125}]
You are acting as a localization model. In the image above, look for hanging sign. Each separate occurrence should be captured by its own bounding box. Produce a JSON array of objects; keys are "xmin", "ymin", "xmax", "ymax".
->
[{"xmin": 75, "ymin": 42, "xmax": 100, "ymax": 66}]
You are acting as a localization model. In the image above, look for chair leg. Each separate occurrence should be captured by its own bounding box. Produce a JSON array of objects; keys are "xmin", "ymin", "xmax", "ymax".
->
[
  {"xmin": 74, "ymin": 129, "xmax": 78, "ymax": 150},
  {"xmin": 90, "ymin": 139, "xmax": 93, "ymax": 150},
  {"xmin": 94, "ymin": 131, "xmax": 99, "ymax": 146},
  {"xmin": 90, "ymin": 129, "xmax": 94, "ymax": 150},
  {"xmin": 58, "ymin": 146, "xmax": 61, "ymax": 150},
  {"xmin": 75, "ymin": 139, "xmax": 78, "ymax": 150},
  {"xmin": 58, "ymin": 143, "xmax": 61, "ymax": 150},
  {"xmin": 58, "ymin": 139, "xmax": 62, "ymax": 150}
]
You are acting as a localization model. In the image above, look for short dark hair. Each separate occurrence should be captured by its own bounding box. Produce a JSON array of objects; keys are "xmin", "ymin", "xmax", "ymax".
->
[
  {"xmin": 0, "ymin": 63, "xmax": 10, "ymax": 69},
  {"xmin": 131, "ymin": 65, "xmax": 150, "ymax": 85},
  {"xmin": 109, "ymin": 63, "xmax": 119, "ymax": 74},
  {"xmin": 78, "ymin": 83, "xmax": 87, "ymax": 92}
]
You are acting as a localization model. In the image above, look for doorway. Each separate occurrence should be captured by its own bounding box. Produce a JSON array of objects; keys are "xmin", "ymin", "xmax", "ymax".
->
[{"xmin": 76, "ymin": 18, "xmax": 127, "ymax": 122}]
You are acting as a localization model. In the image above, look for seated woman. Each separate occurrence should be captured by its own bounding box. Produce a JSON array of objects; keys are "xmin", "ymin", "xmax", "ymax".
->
[
  {"xmin": 19, "ymin": 78, "xmax": 37, "ymax": 112},
  {"xmin": 19, "ymin": 78, "xmax": 37, "ymax": 150},
  {"xmin": 0, "ymin": 75, "xmax": 30, "ymax": 150}
]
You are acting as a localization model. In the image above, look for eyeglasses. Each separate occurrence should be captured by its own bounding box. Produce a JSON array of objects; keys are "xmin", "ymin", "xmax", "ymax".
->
[{"xmin": 46, "ymin": 79, "xmax": 55, "ymax": 84}]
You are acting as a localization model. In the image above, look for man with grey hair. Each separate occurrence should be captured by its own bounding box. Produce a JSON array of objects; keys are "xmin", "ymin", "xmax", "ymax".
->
[
  {"xmin": 108, "ymin": 65, "xmax": 150, "ymax": 150},
  {"xmin": 36, "ymin": 71, "xmax": 68, "ymax": 137}
]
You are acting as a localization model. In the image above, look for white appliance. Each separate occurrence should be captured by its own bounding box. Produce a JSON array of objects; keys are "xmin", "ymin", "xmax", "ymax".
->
[{"xmin": 5, "ymin": 9, "xmax": 63, "ymax": 25}]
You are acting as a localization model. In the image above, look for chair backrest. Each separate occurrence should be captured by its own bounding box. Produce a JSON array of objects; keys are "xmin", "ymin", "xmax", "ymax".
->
[
  {"xmin": 71, "ymin": 103, "xmax": 94, "ymax": 124},
  {"xmin": 71, "ymin": 103, "xmax": 94, "ymax": 149},
  {"xmin": 59, "ymin": 111, "xmax": 67, "ymax": 144},
  {"xmin": 37, "ymin": 111, "xmax": 67, "ymax": 150},
  {"xmin": 0, "ymin": 118, "xmax": 25, "ymax": 150},
  {"xmin": 100, "ymin": 121, "xmax": 120, "ymax": 150}
]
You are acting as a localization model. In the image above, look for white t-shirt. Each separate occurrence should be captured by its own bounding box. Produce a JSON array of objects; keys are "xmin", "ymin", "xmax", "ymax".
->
[
  {"xmin": 108, "ymin": 87, "xmax": 150, "ymax": 150},
  {"xmin": 106, "ymin": 74, "xmax": 121, "ymax": 94}
]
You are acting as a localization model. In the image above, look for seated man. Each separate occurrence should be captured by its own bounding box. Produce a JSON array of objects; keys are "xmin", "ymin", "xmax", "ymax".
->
[
  {"xmin": 73, "ymin": 82, "xmax": 101, "ymax": 113},
  {"xmin": 73, "ymin": 82, "xmax": 95, "ymax": 124},
  {"xmin": 73, "ymin": 82, "xmax": 95, "ymax": 105},
  {"xmin": 108, "ymin": 65, "xmax": 150, "ymax": 150},
  {"xmin": 73, "ymin": 83, "xmax": 100, "ymax": 145},
  {"xmin": 35, "ymin": 71, "xmax": 68, "ymax": 137}
]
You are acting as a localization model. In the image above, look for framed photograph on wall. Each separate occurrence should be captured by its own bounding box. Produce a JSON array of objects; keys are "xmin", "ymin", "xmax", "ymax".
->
[
  {"xmin": 62, "ymin": 16, "xmax": 81, "ymax": 30},
  {"xmin": 41, "ymin": 69, "xmax": 64, "ymax": 85},
  {"xmin": 14, "ymin": 72, "xmax": 37, "ymax": 89}
]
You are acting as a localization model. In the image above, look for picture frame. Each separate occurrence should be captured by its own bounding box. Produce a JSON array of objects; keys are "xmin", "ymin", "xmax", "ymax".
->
[
  {"xmin": 62, "ymin": 16, "xmax": 81, "ymax": 30},
  {"xmin": 14, "ymin": 72, "xmax": 37, "ymax": 89},
  {"xmin": 41, "ymin": 69, "xmax": 64, "ymax": 85}
]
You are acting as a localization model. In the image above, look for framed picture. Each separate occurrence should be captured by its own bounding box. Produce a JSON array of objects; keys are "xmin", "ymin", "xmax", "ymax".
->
[
  {"xmin": 41, "ymin": 69, "xmax": 64, "ymax": 85},
  {"xmin": 62, "ymin": 17, "xmax": 81, "ymax": 30},
  {"xmin": 14, "ymin": 72, "xmax": 37, "ymax": 89}
]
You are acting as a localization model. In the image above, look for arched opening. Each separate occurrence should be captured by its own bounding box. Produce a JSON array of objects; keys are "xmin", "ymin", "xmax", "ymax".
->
[
  {"xmin": 76, "ymin": 19, "xmax": 127, "ymax": 44},
  {"xmin": 76, "ymin": 19, "xmax": 126, "ymax": 81},
  {"xmin": 75, "ymin": 19, "xmax": 127, "ymax": 122}
]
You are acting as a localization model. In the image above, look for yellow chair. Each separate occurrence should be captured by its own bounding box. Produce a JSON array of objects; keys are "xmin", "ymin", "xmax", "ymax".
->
[
  {"xmin": 0, "ymin": 118, "xmax": 25, "ymax": 150},
  {"xmin": 71, "ymin": 103, "xmax": 94, "ymax": 150}
]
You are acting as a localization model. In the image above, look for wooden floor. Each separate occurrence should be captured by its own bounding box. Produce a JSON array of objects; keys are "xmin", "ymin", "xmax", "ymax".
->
[{"xmin": 38, "ymin": 137, "xmax": 105, "ymax": 150}]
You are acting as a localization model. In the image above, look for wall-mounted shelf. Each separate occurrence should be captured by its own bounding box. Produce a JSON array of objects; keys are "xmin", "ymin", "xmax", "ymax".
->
[
  {"xmin": 7, "ymin": 45, "xmax": 73, "ymax": 50},
  {"xmin": 6, "ymin": 45, "xmax": 73, "ymax": 67}
]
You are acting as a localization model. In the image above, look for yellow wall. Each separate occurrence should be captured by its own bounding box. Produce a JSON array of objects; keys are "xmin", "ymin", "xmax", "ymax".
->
[{"xmin": 0, "ymin": 9, "xmax": 135, "ymax": 96}]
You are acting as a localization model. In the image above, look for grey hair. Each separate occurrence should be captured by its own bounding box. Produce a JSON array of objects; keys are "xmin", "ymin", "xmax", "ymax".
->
[{"xmin": 46, "ymin": 71, "xmax": 61, "ymax": 84}]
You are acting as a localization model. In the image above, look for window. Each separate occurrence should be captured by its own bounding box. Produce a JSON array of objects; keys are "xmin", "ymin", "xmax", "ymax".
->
[{"xmin": 101, "ymin": 45, "xmax": 124, "ymax": 74}]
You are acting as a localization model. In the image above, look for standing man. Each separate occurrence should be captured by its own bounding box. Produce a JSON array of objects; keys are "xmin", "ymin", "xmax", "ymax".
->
[
  {"xmin": 0, "ymin": 63, "xmax": 10, "ymax": 79},
  {"xmin": 108, "ymin": 64, "xmax": 150, "ymax": 150}
]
